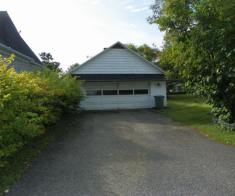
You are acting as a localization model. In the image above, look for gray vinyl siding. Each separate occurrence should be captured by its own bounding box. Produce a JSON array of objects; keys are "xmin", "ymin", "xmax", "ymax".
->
[
  {"xmin": 73, "ymin": 43, "xmax": 166, "ymax": 110},
  {"xmin": 0, "ymin": 48, "xmax": 42, "ymax": 72},
  {"xmin": 74, "ymin": 48, "xmax": 161, "ymax": 74}
]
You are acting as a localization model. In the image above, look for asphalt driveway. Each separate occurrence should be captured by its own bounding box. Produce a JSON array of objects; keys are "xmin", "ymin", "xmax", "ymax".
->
[{"xmin": 8, "ymin": 110, "xmax": 235, "ymax": 196}]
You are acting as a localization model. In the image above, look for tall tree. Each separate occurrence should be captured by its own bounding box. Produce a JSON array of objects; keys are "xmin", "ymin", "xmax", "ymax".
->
[
  {"xmin": 127, "ymin": 43, "xmax": 178, "ymax": 80},
  {"xmin": 149, "ymin": 0, "xmax": 235, "ymax": 123},
  {"xmin": 127, "ymin": 43, "xmax": 159, "ymax": 62},
  {"xmin": 39, "ymin": 52, "xmax": 62, "ymax": 72},
  {"xmin": 66, "ymin": 63, "xmax": 79, "ymax": 74}
]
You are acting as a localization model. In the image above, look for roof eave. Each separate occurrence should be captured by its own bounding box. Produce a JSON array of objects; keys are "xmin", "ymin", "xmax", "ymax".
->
[
  {"xmin": 0, "ymin": 43, "xmax": 42, "ymax": 67},
  {"xmin": 72, "ymin": 74, "xmax": 166, "ymax": 82}
]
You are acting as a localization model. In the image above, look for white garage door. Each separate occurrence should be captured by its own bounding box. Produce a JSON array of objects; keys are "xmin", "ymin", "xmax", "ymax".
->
[{"xmin": 80, "ymin": 82, "xmax": 152, "ymax": 110}]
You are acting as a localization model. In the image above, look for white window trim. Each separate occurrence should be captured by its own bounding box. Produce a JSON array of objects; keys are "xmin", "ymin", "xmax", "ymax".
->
[{"xmin": 86, "ymin": 88, "xmax": 149, "ymax": 96}]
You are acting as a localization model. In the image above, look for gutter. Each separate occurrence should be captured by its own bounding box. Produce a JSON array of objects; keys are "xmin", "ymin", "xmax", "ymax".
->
[{"xmin": 0, "ymin": 43, "xmax": 43, "ymax": 68}]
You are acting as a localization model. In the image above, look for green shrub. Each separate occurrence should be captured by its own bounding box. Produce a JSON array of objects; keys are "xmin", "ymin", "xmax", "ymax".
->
[{"xmin": 0, "ymin": 55, "xmax": 83, "ymax": 167}]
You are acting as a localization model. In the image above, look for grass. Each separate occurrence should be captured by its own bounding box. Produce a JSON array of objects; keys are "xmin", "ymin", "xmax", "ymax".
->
[{"xmin": 160, "ymin": 94, "xmax": 235, "ymax": 145}]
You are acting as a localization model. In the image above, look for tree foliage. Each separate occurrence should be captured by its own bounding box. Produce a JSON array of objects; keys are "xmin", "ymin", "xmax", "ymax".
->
[
  {"xmin": 127, "ymin": 43, "xmax": 159, "ymax": 62},
  {"xmin": 149, "ymin": 0, "xmax": 235, "ymax": 123},
  {"xmin": 0, "ymin": 55, "xmax": 83, "ymax": 167},
  {"xmin": 127, "ymin": 43, "xmax": 178, "ymax": 80},
  {"xmin": 66, "ymin": 63, "xmax": 79, "ymax": 74},
  {"xmin": 39, "ymin": 52, "xmax": 62, "ymax": 72}
]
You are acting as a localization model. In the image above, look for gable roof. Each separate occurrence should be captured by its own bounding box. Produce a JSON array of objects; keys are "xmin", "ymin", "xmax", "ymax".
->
[
  {"xmin": 0, "ymin": 11, "xmax": 41, "ymax": 64},
  {"xmin": 70, "ymin": 41, "xmax": 164, "ymax": 74}
]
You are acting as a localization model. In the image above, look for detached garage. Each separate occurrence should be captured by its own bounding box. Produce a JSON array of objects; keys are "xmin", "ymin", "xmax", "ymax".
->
[{"xmin": 71, "ymin": 42, "xmax": 167, "ymax": 110}]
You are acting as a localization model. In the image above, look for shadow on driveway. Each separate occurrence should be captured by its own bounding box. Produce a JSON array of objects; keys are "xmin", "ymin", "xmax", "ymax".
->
[{"xmin": 7, "ymin": 110, "xmax": 235, "ymax": 196}]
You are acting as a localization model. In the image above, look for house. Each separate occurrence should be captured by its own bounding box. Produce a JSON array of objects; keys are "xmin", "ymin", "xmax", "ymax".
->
[
  {"xmin": 71, "ymin": 42, "xmax": 167, "ymax": 110},
  {"xmin": 0, "ymin": 11, "xmax": 42, "ymax": 72}
]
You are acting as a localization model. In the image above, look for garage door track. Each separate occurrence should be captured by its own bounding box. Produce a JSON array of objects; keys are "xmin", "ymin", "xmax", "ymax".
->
[{"xmin": 8, "ymin": 110, "xmax": 235, "ymax": 196}]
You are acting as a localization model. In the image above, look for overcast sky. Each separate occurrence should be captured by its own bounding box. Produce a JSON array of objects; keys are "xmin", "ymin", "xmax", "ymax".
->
[{"xmin": 2, "ymin": 0, "xmax": 164, "ymax": 70}]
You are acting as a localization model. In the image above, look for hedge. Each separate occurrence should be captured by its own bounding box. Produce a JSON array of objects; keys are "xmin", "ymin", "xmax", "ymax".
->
[{"xmin": 0, "ymin": 55, "xmax": 83, "ymax": 167}]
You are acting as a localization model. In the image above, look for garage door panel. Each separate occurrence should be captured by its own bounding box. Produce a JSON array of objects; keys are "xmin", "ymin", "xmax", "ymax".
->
[
  {"xmin": 81, "ymin": 95, "xmax": 151, "ymax": 110},
  {"xmin": 81, "ymin": 82, "xmax": 152, "ymax": 110},
  {"xmin": 81, "ymin": 96, "xmax": 118, "ymax": 109},
  {"xmin": 85, "ymin": 82, "xmax": 118, "ymax": 90},
  {"xmin": 116, "ymin": 95, "xmax": 152, "ymax": 109},
  {"xmin": 119, "ymin": 82, "xmax": 149, "ymax": 89}
]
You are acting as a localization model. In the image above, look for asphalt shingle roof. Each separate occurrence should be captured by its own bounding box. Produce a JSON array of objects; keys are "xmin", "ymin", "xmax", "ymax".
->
[{"xmin": 0, "ymin": 11, "xmax": 41, "ymax": 64}]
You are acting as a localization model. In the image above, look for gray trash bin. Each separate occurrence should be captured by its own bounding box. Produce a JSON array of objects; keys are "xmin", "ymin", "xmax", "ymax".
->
[{"xmin": 154, "ymin": 96, "xmax": 165, "ymax": 109}]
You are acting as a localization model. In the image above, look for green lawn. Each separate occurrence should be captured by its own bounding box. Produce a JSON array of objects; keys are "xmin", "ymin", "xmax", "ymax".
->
[{"xmin": 160, "ymin": 94, "xmax": 235, "ymax": 145}]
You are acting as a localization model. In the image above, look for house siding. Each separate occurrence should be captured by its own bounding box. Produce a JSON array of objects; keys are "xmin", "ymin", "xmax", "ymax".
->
[
  {"xmin": 72, "ymin": 42, "xmax": 166, "ymax": 110},
  {"xmin": 74, "ymin": 48, "xmax": 161, "ymax": 74},
  {"xmin": 0, "ymin": 48, "xmax": 42, "ymax": 72}
]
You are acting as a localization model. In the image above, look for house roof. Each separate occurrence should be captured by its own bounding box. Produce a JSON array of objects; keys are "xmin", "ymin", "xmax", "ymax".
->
[
  {"xmin": 0, "ymin": 11, "xmax": 41, "ymax": 64},
  {"xmin": 73, "ymin": 74, "xmax": 165, "ymax": 82},
  {"xmin": 70, "ymin": 41, "xmax": 165, "ymax": 74}
]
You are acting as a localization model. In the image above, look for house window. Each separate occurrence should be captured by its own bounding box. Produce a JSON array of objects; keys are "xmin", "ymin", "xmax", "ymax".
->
[
  {"xmin": 87, "ymin": 90, "xmax": 102, "ymax": 96},
  {"xmin": 119, "ymin": 90, "xmax": 133, "ymax": 95},
  {"xmin": 103, "ymin": 90, "xmax": 118, "ymax": 95},
  {"xmin": 134, "ymin": 89, "xmax": 149, "ymax": 95}
]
